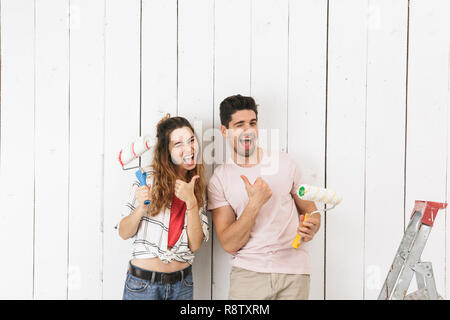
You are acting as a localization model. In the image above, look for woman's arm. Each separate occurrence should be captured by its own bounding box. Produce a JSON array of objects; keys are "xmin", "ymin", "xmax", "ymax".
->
[
  {"xmin": 185, "ymin": 200, "xmax": 204, "ymax": 252},
  {"xmin": 118, "ymin": 185, "xmax": 151, "ymax": 240},
  {"xmin": 118, "ymin": 206, "xmax": 146, "ymax": 240},
  {"xmin": 175, "ymin": 175, "xmax": 204, "ymax": 252}
]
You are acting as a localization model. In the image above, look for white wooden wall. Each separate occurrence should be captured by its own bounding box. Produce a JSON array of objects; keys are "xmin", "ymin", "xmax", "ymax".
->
[{"xmin": 0, "ymin": 0, "xmax": 449, "ymax": 300}]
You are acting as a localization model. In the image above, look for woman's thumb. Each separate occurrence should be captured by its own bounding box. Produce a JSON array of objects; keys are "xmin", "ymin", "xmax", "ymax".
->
[{"xmin": 190, "ymin": 175, "xmax": 200, "ymax": 185}]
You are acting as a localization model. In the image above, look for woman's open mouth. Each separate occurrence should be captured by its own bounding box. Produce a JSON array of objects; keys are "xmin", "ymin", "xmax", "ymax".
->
[{"xmin": 182, "ymin": 153, "xmax": 195, "ymax": 166}]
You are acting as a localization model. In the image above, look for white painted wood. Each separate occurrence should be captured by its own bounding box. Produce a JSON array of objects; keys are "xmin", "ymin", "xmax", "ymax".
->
[
  {"xmin": 287, "ymin": 0, "xmax": 328, "ymax": 300},
  {"xmin": 364, "ymin": 0, "xmax": 408, "ymax": 300},
  {"xmin": 326, "ymin": 0, "xmax": 368, "ymax": 300},
  {"xmin": 140, "ymin": 0, "xmax": 177, "ymax": 167},
  {"xmin": 212, "ymin": 0, "xmax": 252, "ymax": 300},
  {"xmin": 177, "ymin": 0, "xmax": 214, "ymax": 300},
  {"xmin": 447, "ymin": 38, "xmax": 450, "ymax": 301},
  {"xmin": 102, "ymin": 0, "xmax": 141, "ymax": 300},
  {"xmin": 0, "ymin": 0, "xmax": 449, "ymax": 301},
  {"xmin": 405, "ymin": 0, "xmax": 450, "ymax": 299},
  {"xmin": 33, "ymin": 0, "xmax": 70, "ymax": 299},
  {"xmin": 0, "ymin": 0, "xmax": 35, "ymax": 299},
  {"xmin": 67, "ymin": 0, "xmax": 105, "ymax": 299},
  {"xmin": 251, "ymin": 0, "xmax": 289, "ymax": 153}
]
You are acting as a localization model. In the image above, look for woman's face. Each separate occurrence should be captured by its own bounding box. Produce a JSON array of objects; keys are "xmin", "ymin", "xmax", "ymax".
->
[{"xmin": 169, "ymin": 126, "xmax": 199, "ymax": 172}]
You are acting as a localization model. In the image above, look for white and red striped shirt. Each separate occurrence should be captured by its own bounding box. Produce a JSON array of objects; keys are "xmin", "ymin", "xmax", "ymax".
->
[{"xmin": 116, "ymin": 166, "xmax": 209, "ymax": 264}]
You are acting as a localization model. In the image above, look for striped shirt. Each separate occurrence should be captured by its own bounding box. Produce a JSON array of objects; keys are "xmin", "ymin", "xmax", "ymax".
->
[{"xmin": 116, "ymin": 167, "xmax": 209, "ymax": 264}]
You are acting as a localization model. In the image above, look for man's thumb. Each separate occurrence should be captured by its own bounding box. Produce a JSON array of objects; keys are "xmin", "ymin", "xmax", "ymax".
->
[
  {"xmin": 240, "ymin": 175, "xmax": 251, "ymax": 188},
  {"xmin": 190, "ymin": 175, "xmax": 200, "ymax": 185}
]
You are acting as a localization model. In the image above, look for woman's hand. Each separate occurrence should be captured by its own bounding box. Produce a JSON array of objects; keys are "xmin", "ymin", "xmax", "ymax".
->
[
  {"xmin": 135, "ymin": 186, "xmax": 151, "ymax": 212},
  {"xmin": 175, "ymin": 175, "xmax": 199, "ymax": 208}
]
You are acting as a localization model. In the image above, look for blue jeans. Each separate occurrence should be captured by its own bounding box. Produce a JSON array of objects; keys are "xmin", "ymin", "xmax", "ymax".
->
[{"xmin": 122, "ymin": 265, "xmax": 194, "ymax": 300}]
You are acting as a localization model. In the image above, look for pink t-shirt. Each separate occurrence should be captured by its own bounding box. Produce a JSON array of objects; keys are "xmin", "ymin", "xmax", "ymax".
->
[{"xmin": 207, "ymin": 150, "xmax": 310, "ymax": 275}]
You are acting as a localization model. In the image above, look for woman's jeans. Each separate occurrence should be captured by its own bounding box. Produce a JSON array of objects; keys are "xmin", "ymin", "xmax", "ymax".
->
[{"xmin": 122, "ymin": 264, "xmax": 193, "ymax": 300}]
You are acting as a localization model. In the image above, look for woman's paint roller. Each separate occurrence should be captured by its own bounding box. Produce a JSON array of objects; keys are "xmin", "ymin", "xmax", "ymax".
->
[
  {"xmin": 292, "ymin": 184, "xmax": 343, "ymax": 248},
  {"xmin": 118, "ymin": 136, "xmax": 152, "ymax": 205}
]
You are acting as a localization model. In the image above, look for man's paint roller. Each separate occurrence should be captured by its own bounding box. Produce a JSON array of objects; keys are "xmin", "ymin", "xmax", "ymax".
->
[
  {"xmin": 292, "ymin": 184, "xmax": 343, "ymax": 248},
  {"xmin": 118, "ymin": 136, "xmax": 152, "ymax": 205}
]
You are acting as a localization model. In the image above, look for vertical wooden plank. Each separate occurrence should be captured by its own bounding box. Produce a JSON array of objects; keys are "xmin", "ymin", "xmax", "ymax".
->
[
  {"xmin": 177, "ymin": 0, "xmax": 214, "ymax": 300},
  {"xmin": 287, "ymin": 0, "xmax": 328, "ymax": 300},
  {"xmin": 251, "ymin": 0, "xmax": 289, "ymax": 153},
  {"xmin": 103, "ymin": 0, "xmax": 141, "ymax": 300},
  {"xmin": 405, "ymin": 0, "xmax": 450, "ymax": 298},
  {"xmin": 326, "ymin": 0, "xmax": 368, "ymax": 299},
  {"xmin": 140, "ymin": 0, "xmax": 177, "ymax": 166},
  {"xmin": 212, "ymin": 0, "xmax": 252, "ymax": 300},
  {"xmin": 33, "ymin": 0, "xmax": 70, "ymax": 299},
  {"xmin": 447, "ymin": 32, "xmax": 450, "ymax": 300},
  {"xmin": 0, "ymin": 0, "xmax": 35, "ymax": 299},
  {"xmin": 364, "ymin": 0, "xmax": 408, "ymax": 300},
  {"xmin": 67, "ymin": 0, "xmax": 105, "ymax": 299}
]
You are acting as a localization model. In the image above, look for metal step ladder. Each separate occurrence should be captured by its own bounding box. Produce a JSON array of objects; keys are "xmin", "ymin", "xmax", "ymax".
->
[{"xmin": 378, "ymin": 200, "xmax": 447, "ymax": 300}]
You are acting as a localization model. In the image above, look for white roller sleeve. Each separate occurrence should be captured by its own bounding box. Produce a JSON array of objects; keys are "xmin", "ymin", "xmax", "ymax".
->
[
  {"xmin": 297, "ymin": 184, "xmax": 343, "ymax": 207},
  {"xmin": 118, "ymin": 136, "xmax": 152, "ymax": 167}
]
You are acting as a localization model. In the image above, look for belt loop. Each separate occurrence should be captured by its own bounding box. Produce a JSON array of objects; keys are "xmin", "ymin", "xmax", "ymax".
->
[
  {"xmin": 150, "ymin": 271, "xmax": 156, "ymax": 285},
  {"xmin": 181, "ymin": 269, "xmax": 184, "ymax": 282}
]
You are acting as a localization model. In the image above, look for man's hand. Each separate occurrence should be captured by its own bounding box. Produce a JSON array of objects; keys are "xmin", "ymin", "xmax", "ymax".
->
[
  {"xmin": 297, "ymin": 213, "xmax": 321, "ymax": 242},
  {"xmin": 240, "ymin": 175, "xmax": 272, "ymax": 208}
]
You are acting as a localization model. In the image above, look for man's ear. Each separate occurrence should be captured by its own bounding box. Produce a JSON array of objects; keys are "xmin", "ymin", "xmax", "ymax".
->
[{"xmin": 220, "ymin": 125, "xmax": 228, "ymax": 138}]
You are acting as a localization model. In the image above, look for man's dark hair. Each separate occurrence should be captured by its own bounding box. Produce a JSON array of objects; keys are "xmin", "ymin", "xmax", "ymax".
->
[{"xmin": 219, "ymin": 94, "xmax": 258, "ymax": 128}]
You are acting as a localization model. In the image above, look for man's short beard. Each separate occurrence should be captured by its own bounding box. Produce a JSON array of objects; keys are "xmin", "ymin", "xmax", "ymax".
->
[{"xmin": 234, "ymin": 143, "xmax": 256, "ymax": 158}]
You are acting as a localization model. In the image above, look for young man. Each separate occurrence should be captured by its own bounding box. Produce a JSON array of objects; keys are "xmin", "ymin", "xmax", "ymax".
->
[{"xmin": 207, "ymin": 94, "xmax": 321, "ymax": 300}]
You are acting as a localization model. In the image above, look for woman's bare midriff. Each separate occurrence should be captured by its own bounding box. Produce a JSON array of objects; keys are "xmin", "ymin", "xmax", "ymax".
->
[{"xmin": 131, "ymin": 257, "xmax": 190, "ymax": 273}]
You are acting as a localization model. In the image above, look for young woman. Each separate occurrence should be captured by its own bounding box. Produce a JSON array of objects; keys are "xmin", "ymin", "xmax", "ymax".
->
[{"xmin": 117, "ymin": 114, "xmax": 209, "ymax": 300}]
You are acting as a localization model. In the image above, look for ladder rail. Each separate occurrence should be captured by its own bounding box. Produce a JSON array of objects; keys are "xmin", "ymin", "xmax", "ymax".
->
[
  {"xmin": 390, "ymin": 224, "xmax": 432, "ymax": 300},
  {"xmin": 377, "ymin": 210, "xmax": 422, "ymax": 299},
  {"xmin": 377, "ymin": 200, "xmax": 447, "ymax": 300}
]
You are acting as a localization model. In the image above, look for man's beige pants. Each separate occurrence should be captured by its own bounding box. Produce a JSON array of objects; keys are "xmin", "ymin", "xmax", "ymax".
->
[{"xmin": 228, "ymin": 266, "xmax": 310, "ymax": 300}]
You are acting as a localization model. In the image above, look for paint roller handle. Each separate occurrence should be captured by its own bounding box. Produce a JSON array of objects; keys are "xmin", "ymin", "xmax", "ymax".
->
[
  {"xmin": 291, "ymin": 211, "xmax": 320, "ymax": 249},
  {"xmin": 135, "ymin": 170, "xmax": 151, "ymax": 205}
]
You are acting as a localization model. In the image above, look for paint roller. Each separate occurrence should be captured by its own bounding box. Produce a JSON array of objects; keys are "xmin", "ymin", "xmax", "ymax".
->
[
  {"xmin": 118, "ymin": 136, "xmax": 152, "ymax": 205},
  {"xmin": 292, "ymin": 184, "xmax": 343, "ymax": 248}
]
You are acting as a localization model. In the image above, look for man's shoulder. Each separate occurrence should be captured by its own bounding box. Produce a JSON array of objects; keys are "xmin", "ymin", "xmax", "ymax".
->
[
  {"xmin": 275, "ymin": 151, "xmax": 301, "ymax": 171},
  {"xmin": 208, "ymin": 162, "xmax": 237, "ymax": 188},
  {"xmin": 209, "ymin": 163, "xmax": 227, "ymax": 181},
  {"xmin": 273, "ymin": 150, "xmax": 294, "ymax": 164}
]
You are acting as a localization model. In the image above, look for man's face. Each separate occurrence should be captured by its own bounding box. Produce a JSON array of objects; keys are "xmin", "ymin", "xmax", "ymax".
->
[{"xmin": 221, "ymin": 109, "xmax": 258, "ymax": 158}]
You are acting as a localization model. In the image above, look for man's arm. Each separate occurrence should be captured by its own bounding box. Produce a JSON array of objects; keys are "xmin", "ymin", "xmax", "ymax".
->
[
  {"xmin": 292, "ymin": 196, "xmax": 318, "ymax": 216},
  {"xmin": 213, "ymin": 175, "xmax": 272, "ymax": 254},
  {"xmin": 212, "ymin": 201, "xmax": 262, "ymax": 255}
]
